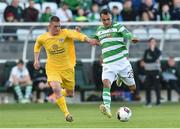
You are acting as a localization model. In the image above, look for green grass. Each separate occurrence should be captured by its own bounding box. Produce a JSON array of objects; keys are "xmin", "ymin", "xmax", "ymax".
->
[{"xmin": 0, "ymin": 102, "xmax": 180, "ymax": 128}]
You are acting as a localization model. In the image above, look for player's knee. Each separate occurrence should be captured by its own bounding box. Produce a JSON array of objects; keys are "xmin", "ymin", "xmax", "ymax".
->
[
  {"xmin": 49, "ymin": 82, "xmax": 62, "ymax": 98},
  {"xmin": 103, "ymin": 79, "xmax": 111, "ymax": 88}
]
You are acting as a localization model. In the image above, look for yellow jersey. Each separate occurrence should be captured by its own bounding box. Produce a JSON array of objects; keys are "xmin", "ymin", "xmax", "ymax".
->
[
  {"xmin": 34, "ymin": 29, "xmax": 87, "ymax": 70},
  {"xmin": 66, "ymin": 38, "xmax": 76, "ymax": 68}
]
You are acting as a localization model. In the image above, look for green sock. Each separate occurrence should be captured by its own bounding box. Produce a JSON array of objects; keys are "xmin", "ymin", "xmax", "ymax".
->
[
  {"xmin": 25, "ymin": 85, "xmax": 32, "ymax": 99},
  {"xmin": 103, "ymin": 87, "xmax": 111, "ymax": 109},
  {"xmin": 14, "ymin": 85, "xmax": 23, "ymax": 100}
]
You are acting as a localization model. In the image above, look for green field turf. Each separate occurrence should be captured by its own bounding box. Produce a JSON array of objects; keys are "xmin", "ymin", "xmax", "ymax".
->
[{"xmin": 0, "ymin": 102, "xmax": 180, "ymax": 128}]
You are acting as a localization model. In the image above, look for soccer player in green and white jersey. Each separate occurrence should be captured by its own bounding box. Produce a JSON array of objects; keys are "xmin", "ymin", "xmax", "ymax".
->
[{"xmin": 93, "ymin": 9, "xmax": 138, "ymax": 118}]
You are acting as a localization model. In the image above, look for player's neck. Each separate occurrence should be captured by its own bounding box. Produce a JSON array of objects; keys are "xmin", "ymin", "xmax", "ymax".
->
[{"xmin": 48, "ymin": 31, "xmax": 60, "ymax": 36}]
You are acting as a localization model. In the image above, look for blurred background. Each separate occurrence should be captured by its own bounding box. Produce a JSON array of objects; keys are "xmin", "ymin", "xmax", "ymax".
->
[{"xmin": 0, "ymin": 0, "xmax": 180, "ymax": 104}]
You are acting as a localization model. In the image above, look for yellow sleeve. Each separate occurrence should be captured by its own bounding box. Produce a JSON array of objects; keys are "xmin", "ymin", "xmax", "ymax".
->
[
  {"xmin": 34, "ymin": 36, "xmax": 43, "ymax": 53},
  {"xmin": 65, "ymin": 29, "xmax": 87, "ymax": 42}
]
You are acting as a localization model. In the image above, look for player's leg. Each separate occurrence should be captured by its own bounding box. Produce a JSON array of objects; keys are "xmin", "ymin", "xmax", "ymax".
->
[
  {"xmin": 49, "ymin": 81, "xmax": 73, "ymax": 122},
  {"xmin": 120, "ymin": 65, "xmax": 136, "ymax": 92},
  {"xmin": 61, "ymin": 68, "xmax": 75, "ymax": 97},
  {"xmin": 119, "ymin": 65, "xmax": 140, "ymax": 102},
  {"xmin": 116, "ymin": 74, "xmax": 122, "ymax": 87},
  {"xmin": 100, "ymin": 66, "xmax": 116, "ymax": 118}
]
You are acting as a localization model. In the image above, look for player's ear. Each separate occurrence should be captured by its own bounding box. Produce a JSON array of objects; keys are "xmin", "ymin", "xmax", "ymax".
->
[{"xmin": 48, "ymin": 24, "xmax": 51, "ymax": 29}]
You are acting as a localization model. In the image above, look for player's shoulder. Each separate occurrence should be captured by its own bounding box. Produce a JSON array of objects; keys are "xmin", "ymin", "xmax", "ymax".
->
[
  {"xmin": 97, "ymin": 25, "xmax": 104, "ymax": 30},
  {"xmin": 61, "ymin": 28, "xmax": 71, "ymax": 32},
  {"xmin": 36, "ymin": 32, "xmax": 48, "ymax": 40},
  {"xmin": 59, "ymin": 28, "xmax": 72, "ymax": 35},
  {"xmin": 112, "ymin": 22, "xmax": 123, "ymax": 28}
]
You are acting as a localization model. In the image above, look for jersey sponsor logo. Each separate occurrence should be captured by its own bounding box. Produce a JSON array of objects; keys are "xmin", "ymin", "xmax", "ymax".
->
[
  {"xmin": 52, "ymin": 44, "xmax": 58, "ymax": 50},
  {"xmin": 99, "ymin": 33, "xmax": 112, "ymax": 39},
  {"xmin": 50, "ymin": 44, "xmax": 65, "ymax": 55},
  {"xmin": 97, "ymin": 28, "xmax": 118, "ymax": 36}
]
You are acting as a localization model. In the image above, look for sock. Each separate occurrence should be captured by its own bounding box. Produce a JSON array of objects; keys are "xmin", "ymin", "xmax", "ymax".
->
[
  {"xmin": 25, "ymin": 85, "xmax": 32, "ymax": 99},
  {"xmin": 103, "ymin": 87, "xmax": 111, "ymax": 110},
  {"xmin": 61, "ymin": 89, "xmax": 67, "ymax": 97},
  {"xmin": 56, "ymin": 96, "xmax": 69, "ymax": 116},
  {"xmin": 14, "ymin": 85, "xmax": 23, "ymax": 100}
]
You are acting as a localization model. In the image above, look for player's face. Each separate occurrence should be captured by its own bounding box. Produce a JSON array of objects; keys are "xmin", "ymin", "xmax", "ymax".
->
[
  {"xmin": 49, "ymin": 21, "xmax": 60, "ymax": 35},
  {"xmin": 101, "ymin": 13, "xmax": 112, "ymax": 28}
]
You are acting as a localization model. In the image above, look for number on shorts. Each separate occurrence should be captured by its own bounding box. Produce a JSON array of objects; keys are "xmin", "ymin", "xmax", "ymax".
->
[{"xmin": 128, "ymin": 70, "xmax": 134, "ymax": 78}]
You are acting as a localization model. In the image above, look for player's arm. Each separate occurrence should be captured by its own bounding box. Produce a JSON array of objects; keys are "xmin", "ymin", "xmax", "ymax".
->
[
  {"xmin": 66, "ymin": 29, "xmax": 99, "ymax": 45},
  {"xmin": 34, "ymin": 38, "xmax": 42, "ymax": 70},
  {"xmin": 118, "ymin": 25, "xmax": 138, "ymax": 43}
]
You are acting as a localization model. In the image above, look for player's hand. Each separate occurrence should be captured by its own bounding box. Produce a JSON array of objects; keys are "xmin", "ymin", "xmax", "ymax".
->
[
  {"xmin": 89, "ymin": 39, "xmax": 100, "ymax": 45},
  {"xmin": 75, "ymin": 26, "xmax": 81, "ymax": 32},
  {"xmin": 85, "ymin": 37, "xmax": 100, "ymax": 45},
  {"xmin": 131, "ymin": 37, "xmax": 139, "ymax": 43},
  {"xmin": 34, "ymin": 60, "xmax": 40, "ymax": 70}
]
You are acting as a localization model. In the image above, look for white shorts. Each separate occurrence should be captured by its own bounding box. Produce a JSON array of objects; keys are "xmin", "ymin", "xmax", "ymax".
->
[{"xmin": 102, "ymin": 60, "xmax": 135, "ymax": 86}]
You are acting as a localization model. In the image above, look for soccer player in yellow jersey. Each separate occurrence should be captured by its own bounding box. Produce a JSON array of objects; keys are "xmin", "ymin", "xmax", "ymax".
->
[{"xmin": 34, "ymin": 16, "xmax": 97, "ymax": 122}]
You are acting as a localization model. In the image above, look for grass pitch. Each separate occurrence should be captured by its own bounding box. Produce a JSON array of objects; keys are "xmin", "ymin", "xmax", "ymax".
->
[{"xmin": 0, "ymin": 102, "xmax": 180, "ymax": 128}]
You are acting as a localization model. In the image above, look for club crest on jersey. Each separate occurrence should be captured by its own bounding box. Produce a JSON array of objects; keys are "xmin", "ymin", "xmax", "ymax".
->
[{"xmin": 59, "ymin": 38, "xmax": 64, "ymax": 43}]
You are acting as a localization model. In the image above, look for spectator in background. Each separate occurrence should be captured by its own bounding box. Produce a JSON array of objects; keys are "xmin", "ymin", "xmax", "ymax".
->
[
  {"xmin": 55, "ymin": 2, "xmax": 73, "ymax": 22},
  {"xmin": 74, "ymin": 8, "xmax": 88, "ymax": 22},
  {"xmin": 33, "ymin": 0, "xmax": 45, "ymax": 4},
  {"xmin": 40, "ymin": 6, "xmax": 52, "ymax": 22},
  {"xmin": 46, "ymin": 0, "xmax": 61, "ymax": 7},
  {"xmin": 162, "ymin": 56, "xmax": 180, "ymax": 101},
  {"xmin": 122, "ymin": 0, "xmax": 137, "ymax": 21},
  {"xmin": 32, "ymin": 67, "xmax": 52, "ymax": 103},
  {"xmin": 4, "ymin": 0, "xmax": 23, "ymax": 22},
  {"xmin": 160, "ymin": 4, "xmax": 171, "ymax": 21},
  {"xmin": 88, "ymin": 3, "xmax": 100, "ymax": 22},
  {"xmin": 63, "ymin": 0, "xmax": 84, "ymax": 15},
  {"xmin": 23, "ymin": 0, "xmax": 39, "ymax": 22},
  {"xmin": 111, "ymin": 5, "xmax": 123, "ymax": 22},
  {"xmin": 3, "ymin": 12, "xmax": 17, "ymax": 41},
  {"xmin": 92, "ymin": 0, "xmax": 110, "ymax": 8},
  {"xmin": 143, "ymin": 38, "xmax": 161, "ymax": 107},
  {"xmin": 136, "ymin": 59, "xmax": 146, "ymax": 90},
  {"xmin": 139, "ymin": 0, "xmax": 158, "ymax": 21},
  {"xmin": 141, "ymin": 11, "xmax": 151, "ymax": 21},
  {"xmin": 9, "ymin": 59, "xmax": 32, "ymax": 103},
  {"xmin": 92, "ymin": 57, "xmax": 103, "ymax": 91},
  {"xmin": 156, "ymin": 0, "xmax": 172, "ymax": 12},
  {"xmin": 171, "ymin": 0, "xmax": 180, "ymax": 20},
  {"xmin": 132, "ymin": 0, "xmax": 141, "ymax": 11}
]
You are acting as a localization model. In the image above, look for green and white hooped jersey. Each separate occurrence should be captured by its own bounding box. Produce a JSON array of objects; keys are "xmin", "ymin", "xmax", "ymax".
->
[{"xmin": 94, "ymin": 23, "xmax": 133, "ymax": 64}]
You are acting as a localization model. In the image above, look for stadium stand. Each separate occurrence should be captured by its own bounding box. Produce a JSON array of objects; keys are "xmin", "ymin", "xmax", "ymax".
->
[
  {"xmin": 165, "ymin": 28, "xmax": 180, "ymax": 40},
  {"xmin": 148, "ymin": 28, "xmax": 164, "ymax": 40},
  {"xmin": 0, "ymin": 0, "xmax": 180, "ymax": 102},
  {"xmin": 0, "ymin": 2, "xmax": 7, "ymax": 22},
  {"xmin": 75, "ymin": 61, "xmax": 95, "ymax": 101},
  {"xmin": 16, "ymin": 29, "xmax": 30, "ymax": 41},
  {"xmin": 32, "ymin": 29, "xmax": 47, "ymax": 40},
  {"xmin": 42, "ymin": 2, "xmax": 58, "ymax": 15},
  {"xmin": 132, "ymin": 28, "xmax": 148, "ymax": 40}
]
